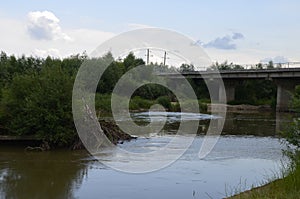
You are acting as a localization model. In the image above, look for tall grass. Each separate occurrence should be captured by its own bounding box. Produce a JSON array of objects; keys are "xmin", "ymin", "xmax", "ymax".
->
[{"xmin": 228, "ymin": 157, "xmax": 300, "ymax": 198}]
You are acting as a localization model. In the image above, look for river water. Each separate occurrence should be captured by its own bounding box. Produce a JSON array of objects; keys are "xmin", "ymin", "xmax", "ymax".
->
[{"xmin": 0, "ymin": 112, "xmax": 292, "ymax": 199}]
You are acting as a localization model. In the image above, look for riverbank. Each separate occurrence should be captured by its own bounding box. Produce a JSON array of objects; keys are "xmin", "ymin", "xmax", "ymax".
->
[
  {"xmin": 208, "ymin": 104, "xmax": 272, "ymax": 113},
  {"xmin": 227, "ymin": 159, "xmax": 300, "ymax": 199},
  {"xmin": 129, "ymin": 102, "xmax": 272, "ymax": 114},
  {"xmin": 0, "ymin": 120, "xmax": 134, "ymax": 150}
]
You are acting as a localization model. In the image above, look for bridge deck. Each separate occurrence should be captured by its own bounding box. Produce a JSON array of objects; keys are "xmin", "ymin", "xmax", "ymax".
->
[{"xmin": 160, "ymin": 68, "xmax": 300, "ymax": 79}]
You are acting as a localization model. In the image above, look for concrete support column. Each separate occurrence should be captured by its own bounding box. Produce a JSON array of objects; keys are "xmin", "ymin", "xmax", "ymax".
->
[
  {"xmin": 219, "ymin": 81, "xmax": 236, "ymax": 103},
  {"xmin": 206, "ymin": 80, "xmax": 219, "ymax": 102},
  {"xmin": 275, "ymin": 80, "xmax": 295, "ymax": 112}
]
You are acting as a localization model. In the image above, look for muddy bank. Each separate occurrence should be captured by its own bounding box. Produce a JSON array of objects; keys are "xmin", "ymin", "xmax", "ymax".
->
[
  {"xmin": 71, "ymin": 119, "xmax": 135, "ymax": 150},
  {"xmin": 99, "ymin": 120, "xmax": 134, "ymax": 144}
]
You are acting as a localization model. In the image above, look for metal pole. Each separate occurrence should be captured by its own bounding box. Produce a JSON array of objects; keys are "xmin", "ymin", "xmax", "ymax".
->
[
  {"xmin": 146, "ymin": 49, "xmax": 150, "ymax": 65},
  {"xmin": 163, "ymin": 51, "xmax": 167, "ymax": 66}
]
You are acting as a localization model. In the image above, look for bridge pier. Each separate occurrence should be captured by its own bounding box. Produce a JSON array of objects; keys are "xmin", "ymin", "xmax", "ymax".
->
[
  {"xmin": 217, "ymin": 79, "xmax": 299, "ymax": 111},
  {"xmin": 219, "ymin": 81, "xmax": 236, "ymax": 103},
  {"xmin": 275, "ymin": 80, "xmax": 295, "ymax": 112}
]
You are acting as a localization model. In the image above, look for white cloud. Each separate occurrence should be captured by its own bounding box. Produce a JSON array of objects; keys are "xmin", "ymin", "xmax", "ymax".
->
[
  {"xmin": 0, "ymin": 11, "xmax": 297, "ymax": 65},
  {"xmin": 204, "ymin": 35, "xmax": 236, "ymax": 50},
  {"xmin": 27, "ymin": 11, "xmax": 72, "ymax": 41},
  {"xmin": 0, "ymin": 12, "xmax": 115, "ymax": 58},
  {"xmin": 232, "ymin": 32, "xmax": 244, "ymax": 40},
  {"xmin": 203, "ymin": 32, "xmax": 245, "ymax": 50},
  {"xmin": 29, "ymin": 28, "xmax": 115, "ymax": 58}
]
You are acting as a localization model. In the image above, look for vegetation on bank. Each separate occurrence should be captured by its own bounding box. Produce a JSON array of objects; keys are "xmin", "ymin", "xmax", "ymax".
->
[
  {"xmin": 0, "ymin": 51, "xmax": 278, "ymax": 148},
  {"xmin": 228, "ymin": 160, "xmax": 300, "ymax": 199},
  {"xmin": 228, "ymin": 86, "xmax": 300, "ymax": 199}
]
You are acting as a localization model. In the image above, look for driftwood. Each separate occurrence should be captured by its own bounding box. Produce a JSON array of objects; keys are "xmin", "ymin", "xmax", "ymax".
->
[
  {"xmin": 99, "ymin": 120, "xmax": 134, "ymax": 145},
  {"xmin": 25, "ymin": 146, "xmax": 45, "ymax": 152},
  {"xmin": 24, "ymin": 141, "xmax": 50, "ymax": 152},
  {"xmin": 71, "ymin": 120, "xmax": 135, "ymax": 150}
]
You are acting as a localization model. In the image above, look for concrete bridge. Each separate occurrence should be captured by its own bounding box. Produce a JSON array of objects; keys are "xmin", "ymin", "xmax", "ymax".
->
[{"xmin": 162, "ymin": 68, "xmax": 300, "ymax": 111}]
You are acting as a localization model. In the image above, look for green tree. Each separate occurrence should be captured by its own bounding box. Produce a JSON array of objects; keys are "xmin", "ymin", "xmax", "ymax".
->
[
  {"xmin": 267, "ymin": 60, "xmax": 274, "ymax": 69},
  {"xmin": 123, "ymin": 52, "xmax": 145, "ymax": 71},
  {"xmin": 0, "ymin": 60, "xmax": 76, "ymax": 146},
  {"xmin": 97, "ymin": 53, "xmax": 124, "ymax": 94},
  {"xmin": 209, "ymin": 61, "xmax": 244, "ymax": 70},
  {"xmin": 256, "ymin": 63, "xmax": 263, "ymax": 69},
  {"xmin": 179, "ymin": 64, "xmax": 195, "ymax": 72}
]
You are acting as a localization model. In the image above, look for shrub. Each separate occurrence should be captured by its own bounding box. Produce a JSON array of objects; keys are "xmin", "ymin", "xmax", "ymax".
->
[
  {"xmin": 95, "ymin": 94, "xmax": 112, "ymax": 114},
  {"xmin": 282, "ymin": 85, "xmax": 300, "ymax": 162},
  {"xmin": 0, "ymin": 65, "xmax": 76, "ymax": 147},
  {"xmin": 129, "ymin": 96, "xmax": 153, "ymax": 110},
  {"xmin": 156, "ymin": 96, "xmax": 172, "ymax": 111}
]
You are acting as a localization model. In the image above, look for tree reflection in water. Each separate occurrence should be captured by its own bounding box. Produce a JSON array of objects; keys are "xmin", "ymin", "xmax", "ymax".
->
[{"xmin": 0, "ymin": 147, "xmax": 90, "ymax": 199}]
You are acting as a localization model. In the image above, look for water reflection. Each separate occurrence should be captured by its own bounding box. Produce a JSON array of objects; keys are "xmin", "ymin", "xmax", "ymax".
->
[
  {"xmin": 0, "ymin": 148, "xmax": 90, "ymax": 199},
  {"xmin": 0, "ymin": 112, "xmax": 293, "ymax": 199},
  {"xmin": 129, "ymin": 111, "xmax": 292, "ymax": 137}
]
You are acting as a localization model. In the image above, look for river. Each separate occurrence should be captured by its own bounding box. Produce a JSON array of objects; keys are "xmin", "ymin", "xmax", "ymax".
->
[{"xmin": 0, "ymin": 112, "xmax": 292, "ymax": 199}]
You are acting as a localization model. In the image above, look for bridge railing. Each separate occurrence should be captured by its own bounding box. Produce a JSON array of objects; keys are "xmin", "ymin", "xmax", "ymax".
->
[
  {"xmin": 195, "ymin": 62, "xmax": 300, "ymax": 72},
  {"xmin": 241, "ymin": 62, "xmax": 300, "ymax": 70}
]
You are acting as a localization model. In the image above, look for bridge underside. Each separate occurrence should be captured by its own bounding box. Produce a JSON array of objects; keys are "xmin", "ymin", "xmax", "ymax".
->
[
  {"xmin": 218, "ymin": 78, "xmax": 300, "ymax": 112},
  {"xmin": 163, "ymin": 69, "xmax": 300, "ymax": 112}
]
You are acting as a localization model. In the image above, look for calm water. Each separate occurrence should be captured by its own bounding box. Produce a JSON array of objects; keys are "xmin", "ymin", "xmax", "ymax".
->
[{"xmin": 0, "ymin": 112, "xmax": 292, "ymax": 199}]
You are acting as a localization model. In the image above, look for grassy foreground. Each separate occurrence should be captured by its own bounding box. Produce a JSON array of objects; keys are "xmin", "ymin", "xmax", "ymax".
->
[{"xmin": 228, "ymin": 158, "xmax": 300, "ymax": 199}]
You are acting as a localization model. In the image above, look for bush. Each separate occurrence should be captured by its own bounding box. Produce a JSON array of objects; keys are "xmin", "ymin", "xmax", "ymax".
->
[
  {"xmin": 171, "ymin": 102, "xmax": 180, "ymax": 112},
  {"xmin": 156, "ymin": 96, "xmax": 172, "ymax": 111},
  {"xmin": 282, "ymin": 85, "xmax": 300, "ymax": 162},
  {"xmin": 129, "ymin": 96, "xmax": 153, "ymax": 110},
  {"xmin": 198, "ymin": 101, "xmax": 208, "ymax": 113},
  {"xmin": 95, "ymin": 94, "xmax": 112, "ymax": 114},
  {"xmin": 0, "ymin": 65, "xmax": 76, "ymax": 147}
]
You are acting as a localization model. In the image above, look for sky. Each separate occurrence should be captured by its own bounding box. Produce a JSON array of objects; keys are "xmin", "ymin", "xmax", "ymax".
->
[{"xmin": 1, "ymin": 0, "xmax": 300, "ymax": 65}]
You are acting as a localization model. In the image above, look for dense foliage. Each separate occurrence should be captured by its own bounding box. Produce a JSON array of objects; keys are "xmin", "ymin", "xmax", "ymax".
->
[
  {"xmin": 0, "ymin": 52, "xmax": 173, "ymax": 147},
  {"xmin": 0, "ymin": 53, "xmax": 84, "ymax": 146},
  {"xmin": 0, "ymin": 52, "xmax": 279, "ymax": 147},
  {"xmin": 284, "ymin": 85, "xmax": 300, "ymax": 160}
]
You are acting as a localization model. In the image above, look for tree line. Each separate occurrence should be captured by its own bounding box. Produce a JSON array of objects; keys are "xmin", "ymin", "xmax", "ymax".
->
[
  {"xmin": 0, "ymin": 51, "xmax": 278, "ymax": 147},
  {"xmin": 0, "ymin": 51, "xmax": 176, "ymax": 147}
]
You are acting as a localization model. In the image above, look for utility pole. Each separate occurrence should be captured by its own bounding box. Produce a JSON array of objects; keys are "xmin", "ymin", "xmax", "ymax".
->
[
  {"xmin": 146, "ymin": 49, "xmax": 150, "ymax": 65},
  {"xmin": 163, "ymin": 51, "xmax": 167, "ymax": 66}
]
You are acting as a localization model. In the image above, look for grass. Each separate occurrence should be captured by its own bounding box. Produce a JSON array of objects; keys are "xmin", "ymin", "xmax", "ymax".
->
[
  {"xmin": 227, "ymin": 158, "xmax": 300, "ymax": 199},
  {"xmin": 169, "ymin": 100, "xmax": 209, "ymax": 113},
  {"xmin": 95, "ymin": 94, "xmax": 210, "ymax": 114},
  {"xmin": 95, "ymin": 94, "xmax": 155, "ymax": 114}
]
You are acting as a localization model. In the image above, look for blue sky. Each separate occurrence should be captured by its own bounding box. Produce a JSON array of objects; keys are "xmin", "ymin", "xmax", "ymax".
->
[{"xmin": 1, "ymin": 0, "xmax": 300, "ymax": 64}]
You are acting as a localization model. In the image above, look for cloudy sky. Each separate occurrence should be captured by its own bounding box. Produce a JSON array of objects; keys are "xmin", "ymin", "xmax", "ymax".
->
[{"xmin": 1, "ymin": 0, "xmax": 300, "ymax": 64}]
